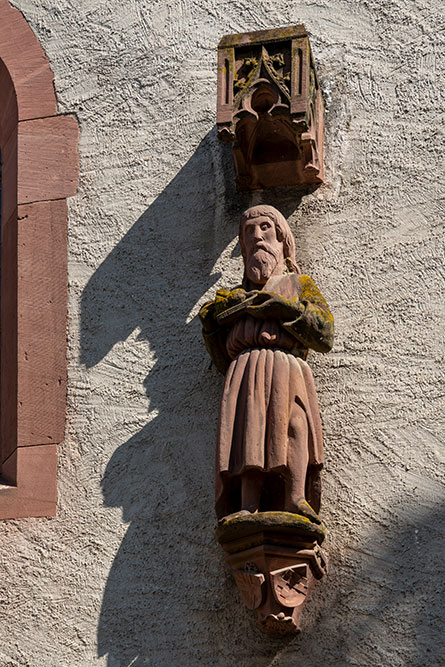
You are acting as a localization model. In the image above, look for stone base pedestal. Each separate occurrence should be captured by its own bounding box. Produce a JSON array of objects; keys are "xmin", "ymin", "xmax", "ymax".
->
[{"xmin": 216, "ymin": 512, "xmax": 327, "ymax": 635}]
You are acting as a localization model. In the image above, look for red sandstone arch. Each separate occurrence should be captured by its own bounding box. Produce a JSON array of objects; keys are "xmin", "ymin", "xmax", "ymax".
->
[{"xmin": 0, "ymin": 0, "xmax": 78, "ymax": 518}]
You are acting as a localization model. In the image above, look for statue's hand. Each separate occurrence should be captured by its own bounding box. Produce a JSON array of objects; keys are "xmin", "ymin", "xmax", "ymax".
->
[
  {"xmin": 214, "ymin": 289, "xmax": 262, "ymax": 325},
  {"xmin": 200, "ymin": 288, "xmax": 256, "ymax": 332},
  {"xmin": 245, "ymin": 292, "xmax": 304, "ymax": 321}
]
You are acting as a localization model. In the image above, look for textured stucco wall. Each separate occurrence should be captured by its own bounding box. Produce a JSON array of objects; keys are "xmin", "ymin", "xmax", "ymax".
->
[{"xmin": 1, "ymin": 1, "xmax": 444, "ymax": 665}]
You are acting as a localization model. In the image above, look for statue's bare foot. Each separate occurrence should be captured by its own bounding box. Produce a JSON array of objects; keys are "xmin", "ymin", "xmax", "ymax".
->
[{"xmin": 293, "ymin": 498, "xmax": 322, "ymax": 524}]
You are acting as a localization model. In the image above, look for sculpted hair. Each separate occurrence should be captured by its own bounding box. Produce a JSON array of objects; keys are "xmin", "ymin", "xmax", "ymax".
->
[{"xmin": 239, "ymin": 205, "xmax": 300, "ymax": 274}]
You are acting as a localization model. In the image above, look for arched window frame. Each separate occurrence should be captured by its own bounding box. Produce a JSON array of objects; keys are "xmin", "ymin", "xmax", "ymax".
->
[{"xmin": 0, "ymin": 0, "xmax": 78, "ymax": 518}]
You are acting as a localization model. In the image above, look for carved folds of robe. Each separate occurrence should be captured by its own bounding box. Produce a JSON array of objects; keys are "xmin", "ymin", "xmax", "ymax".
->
[{"xmin": 201, "ymin": 273, "xmax": 334, "ymax": 520}]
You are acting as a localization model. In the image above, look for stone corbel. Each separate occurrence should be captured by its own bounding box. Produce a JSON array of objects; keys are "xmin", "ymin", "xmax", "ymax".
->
[{"xmin": 216, "ymin": 512, "xmax": 327, "ymax": 634}]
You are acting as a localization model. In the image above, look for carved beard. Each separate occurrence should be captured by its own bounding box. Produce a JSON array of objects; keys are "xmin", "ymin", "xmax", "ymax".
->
[{"xmin": 246, "ymin": 247, "xmax": 282, "ymax": 285}]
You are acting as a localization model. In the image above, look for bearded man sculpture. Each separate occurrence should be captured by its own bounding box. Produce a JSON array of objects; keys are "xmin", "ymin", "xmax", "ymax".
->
[
  {"xmin": 200, "ymin": 205, "xmax": 333, "ymax": 521},
  {"xmin": 199, "ymin": 205, "xmax": 334, "ymax": 634}
]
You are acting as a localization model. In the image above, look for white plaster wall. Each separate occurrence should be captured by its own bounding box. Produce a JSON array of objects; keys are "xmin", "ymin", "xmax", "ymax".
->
[{"xmin": 1, "ymin": 1, "xmax": 444, "ymax": 665}]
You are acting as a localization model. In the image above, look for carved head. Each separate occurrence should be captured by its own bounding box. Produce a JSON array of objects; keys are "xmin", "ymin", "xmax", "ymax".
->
[{"xmin": 239, "ymin": 205, "xmax": 299, "ymax": 286}]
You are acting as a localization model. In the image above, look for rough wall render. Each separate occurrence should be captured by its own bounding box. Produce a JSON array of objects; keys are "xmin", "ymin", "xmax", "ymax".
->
[{"xmin": 1, "ymin": 0, "xmax": 444, "ymax": 665}]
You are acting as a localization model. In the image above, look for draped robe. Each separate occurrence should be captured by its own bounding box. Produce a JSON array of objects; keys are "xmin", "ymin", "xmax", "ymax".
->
[{"xmin": 200, "ymin": 272, "xmax": 334, "ymax": 519}]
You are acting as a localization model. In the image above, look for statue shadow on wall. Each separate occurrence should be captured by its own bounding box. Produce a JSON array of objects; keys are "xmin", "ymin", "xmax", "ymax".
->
[
  {"xmin": 81, "ymin": 127, "xmax": 312, "ymax": 665},
  {"xmin": 81, "ymin": 128, "xmax": 444, "ymax": 665}
]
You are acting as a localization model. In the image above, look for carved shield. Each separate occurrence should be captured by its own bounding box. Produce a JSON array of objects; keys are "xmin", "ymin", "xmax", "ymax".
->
[
  {"xmin": 270, "ymin": 564, "xmax": 308, "ymax": 608},
  {"xmin": 232, "ymin": 570, "xmax": 265, "ymax": 609}
]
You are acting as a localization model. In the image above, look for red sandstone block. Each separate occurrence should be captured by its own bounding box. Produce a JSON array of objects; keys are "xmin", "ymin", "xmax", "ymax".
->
[
  {"xmin": 0, "ymin": 445, "xmax": 57, "ymax": 518},
  {"xmin": 17, "ymin": 199, "xmax": 67, "ymax": 447},
  {"xmin": 0, "ymin": 0, "xmax": 56, "ymax": 121},
  {"xmin": 17, "ymin": 115, "xmax": 79, "ymax": 204}
]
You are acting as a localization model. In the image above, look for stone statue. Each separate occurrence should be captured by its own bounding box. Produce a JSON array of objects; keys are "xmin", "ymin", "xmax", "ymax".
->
[
  {"xmin": 200, "ymin": 205, "xmax": 334, "ymax": 522},
  {"xmin": 199, "ymin": 205, "xmax": 334, "ymax": 634}
]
